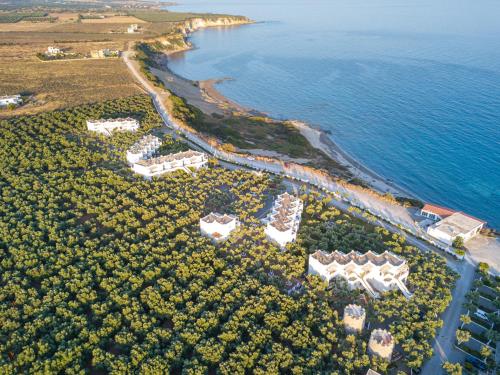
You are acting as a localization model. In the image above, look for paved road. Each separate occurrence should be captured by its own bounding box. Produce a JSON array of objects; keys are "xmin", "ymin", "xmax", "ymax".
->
[
  {"xmin": 421, "ymin": 256, "xmax": 476, "ymax": 374},
  {"xmin": 122, "ymin": 48, "xmax": 473, "ymax": 373}
]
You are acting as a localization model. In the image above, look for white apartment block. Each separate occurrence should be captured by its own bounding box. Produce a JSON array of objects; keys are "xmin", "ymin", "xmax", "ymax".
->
[
  {"xmin": 0, "ymin": 95, "xmax": 22, "ymax": 107},
  {"xmin": 132, "ymin": 150, "xmax": 208, "ymax": 178},
  {"xmin": 126, "ymin": 135, "xmax": 162, "ymax": 164},
  {"xmin": 308, "ymin": 250, "xmax": 411, "ymax": 298},
  {"xmin": 264, "ymin": 193, "xmax": 303, "ymax": 248},
  {"xmin": 200, "ymin": 213, "xmax": 240, "ymax": 242},
  {"xmin": 47, "ymin": 46, "xmax": 62, "ymax": 55},
  {"xmin": 87, "ymin": 118, "xmax": 140, "ymax": 136}
]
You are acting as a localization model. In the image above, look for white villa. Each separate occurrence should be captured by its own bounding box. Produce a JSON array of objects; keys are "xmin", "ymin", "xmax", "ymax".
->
[
  {"xmin": 0, "ymin": 95, "xmax": 22, "ymax": 107},
  {"xmin": 46, "ymin": 46, "xmax": 62, "ymax": 55},
  {"xmin": 127, "ymin": 24, "xmax": 139, "ymax": 33},
  {"xmin": 343, "ymin": 304, "xmax": 366, "ymax": 334},
  {"xmin": 126, "ymin": 135, "xmax": 162, "ymax": 164},
  {"xmin": 421, "ymin": 203, "xmax": 486, "ymax": 246},
  {"xmin": 308, "ymin": 250, "xmax": 411, "ymax": 298},
  {"xmin": 200, "ymin": 213, "xmax": 240, "ymax": 242},
  {"xmin": 264, "ymin": 193, "xmax": 303, "ymax": 248},
  {"xmin": 132, "ymin": 150, "xmax": 207, "ymax": 177},
  {"xmin": 87, "ymin": 118, "xmax": 140, "ymax": 135},
  {"xmin": 368, "ymin": 329, "xmax": 395, "ymax": 361}
]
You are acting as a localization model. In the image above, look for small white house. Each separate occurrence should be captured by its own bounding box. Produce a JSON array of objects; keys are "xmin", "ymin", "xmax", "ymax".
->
[
  {"xmin": 264, "ymin": 193, "xmax": 303, "ymax": 248},
  {"xmin": 87, "ymin": 118, "xmax": 139, "ymax": 136},
  {"xmin": 0, "ymin": 95, "xmax": 22, "ymax": 107},
  {"xmin": 127, "ymin": 24, "xmax": 139, "ymax": 33},
  {"xmin": 132, "ymin": 150, "xmax": 207, "ymax": 178},
  {"xmin": 421, "ymin": 203, "xmax": 486, "ymax": 246},
  {"xmin": 126, "ymin": 135, "xmax": 162, "ymax": 164},
  {"xmin": 200, "ymin": 213, "xmax": 239, "ymax": 242},
  {"xmin": 46, "ymin": 46, "xmax": 62, "ymax": 55},
  {"xmin": 308, "ymin": 250, "xmax": 411, "ymax": 298},
  {"xmin": 427, "ymin": 212, "xmax": 485, "ymax": 246},
  {"xmin": 368, "ymin": 329, "xmax": 395, "ymax": 361}
]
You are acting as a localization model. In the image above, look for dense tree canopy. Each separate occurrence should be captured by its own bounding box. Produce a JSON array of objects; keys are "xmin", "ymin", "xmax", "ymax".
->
[{"xmin": 0, "ymin": 95, "xmax": 456, "ymax": 374}]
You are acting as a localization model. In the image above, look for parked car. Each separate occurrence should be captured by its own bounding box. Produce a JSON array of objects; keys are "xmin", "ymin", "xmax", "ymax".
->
[{"xmin": 474, "ymin": 309, "xmax": 489, "ymax": 321}]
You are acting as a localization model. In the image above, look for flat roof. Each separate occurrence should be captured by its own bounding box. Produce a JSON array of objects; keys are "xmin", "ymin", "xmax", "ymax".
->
[{"xmin": 431, "ymin": 212, "xmax": 485, "ymax": 236}]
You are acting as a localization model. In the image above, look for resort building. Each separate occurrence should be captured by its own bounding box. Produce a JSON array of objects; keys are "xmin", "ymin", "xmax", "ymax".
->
[
  {"xmin": 200, "ymin": 213, "xmax": 240, "ymax": 242},
  {"xmin": 308, "ymin": 250, "xmax": 411, "ymax": 299},
  {"xmin": 126, "ymin": 135, "xmax": 162, "ymax": 164},
  {"xmin": 132, "ymin": 150, "xmax": 208, "ymax": 177},
  {"xmin": 368, "ymin": 329, "xmax": 395, "ymax": 361},
  {"xmin": 46, "ymin": 46, "xmax": 62, "ymax": 55},
  {"xmin": 127, "ymin": 24, "xmax": 139, "ymax": 33},
  {"xmin": 87, "ymin": 118, "xmax": 140, "ymax": 135},
  {"xmin": 264, "ymin": 193, "xmax": 303, "ymax": 248},
  {"xmin": 421, "ymin": 203, "xmax": 486, "ymax": 246},
  {"xmin": 343, "ymin": 304, "xmax": 366, "ymax": 334},
  {"xmin": 366, "ymin": 370, "xmax": 382, "ymax": 375},
  {"xmin": 0, "ymin": 95, "xmax": 22, "ymax": 107}
]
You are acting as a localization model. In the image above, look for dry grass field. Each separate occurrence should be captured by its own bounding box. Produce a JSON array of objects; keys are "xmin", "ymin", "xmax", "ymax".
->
[
  {"xmin": 0, "ymin": 51, "xmax": 143, "ymax": 117},
  {"xmin": 80, "ymin": 15, "xmax": 146, "ymax": 24},
  {"xmin": 0, "ymin": 12, "xmax": 174, "ymax": 117},
  {"xmin": 0, "ymin": 9, "xmax": 202, "ymax": 117}
]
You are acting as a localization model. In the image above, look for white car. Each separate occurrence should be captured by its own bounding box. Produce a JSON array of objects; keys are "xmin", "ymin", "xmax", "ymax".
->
[{"xmin": 474, "ymin": 309, "xmax": 489, "ymax": 321}]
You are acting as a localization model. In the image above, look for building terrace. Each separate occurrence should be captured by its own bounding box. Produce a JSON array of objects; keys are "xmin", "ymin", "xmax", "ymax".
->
[
  {"xmin": 264, "ymin": 192, "xmax": 303, "ymax": 248},
  {"xmin": 87, "ymin": 117, "xmax": 139, "ymax": 135},
  {"xmin": 126, "ymin": 135, "xmax": 161, "ymax": 164},
  {"xmin": 200, "ymin": 213, "xmax": 239, "ymax": 242},
  {"xmin": 308, "ymin": 250, "xmax": 411, "ymax": 299},
  {"xmin": 132, "ymin": 150, "xmax": 208, "ymax": 178}
]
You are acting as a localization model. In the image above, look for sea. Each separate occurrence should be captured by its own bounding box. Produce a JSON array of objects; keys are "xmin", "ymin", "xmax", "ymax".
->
[{"xmin": 165, "ymin": 0, "xmax": 500, "ymax": 228}]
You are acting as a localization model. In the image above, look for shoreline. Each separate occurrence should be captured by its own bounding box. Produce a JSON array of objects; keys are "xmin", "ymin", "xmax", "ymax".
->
[{"xmin": 160, "ymin": 48, "xmax": 415, "ymax": 198}]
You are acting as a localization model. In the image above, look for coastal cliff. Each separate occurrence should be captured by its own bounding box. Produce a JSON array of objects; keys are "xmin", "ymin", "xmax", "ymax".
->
[
  {"xmin": 179, "ymin": 16, "xmax": 251, "ymax": 34},
  {"xmin": 156, "ymin": 16, "xmax": 252, "ymax": 53}
]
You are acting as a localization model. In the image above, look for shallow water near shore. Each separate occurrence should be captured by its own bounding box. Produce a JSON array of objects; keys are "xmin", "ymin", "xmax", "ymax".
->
[{"xmin": 166, "ymin": 0, "xmax": 500, "ymax": 228}]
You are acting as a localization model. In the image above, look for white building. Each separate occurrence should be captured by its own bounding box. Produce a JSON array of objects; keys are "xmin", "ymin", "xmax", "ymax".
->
[
  {"xmin": 132, "ymin": 150, "xmax": 207, "ymax": 177},
  {"xmin": 126, "ymin": 135, "xmax": 162, "ymax": 164},
  {"xmin": 421, "ymin": 203, "xmax": 486, "ymax": 246},
  {"xmin": 0, "ymin": 95, "xmax": 22, "ymax": 107},
  {"xmin": 368, "ymin": 329, "xmax": 395, "ymax": 361},
  {"xmin": 308, "ymin": 250, "xmax": 411, "ymax": 298},
  {"xmin": 427, "ymin": 212, "xmax": 486, "ymax": 246},
  {"xmin": 46, "ymin": 46, "xmax": 62, "ymax": 55},
  {"xmin": 127, "ymin": 24, "xmax": 139, "ymax": 33},
  {"xmin": 343, "ymin": 304, "xmax": 366, "ymax": 334},
  {"xmin": 200, "ymin": 213, "xmax": 239, "ymax": 242},
  {"xmin": 264, "ymin": 193, "xmax": 303, "ymax": 248},
  {"xmin": 87, "ymin": 118, "xmax": 139, "ymax": 135}
]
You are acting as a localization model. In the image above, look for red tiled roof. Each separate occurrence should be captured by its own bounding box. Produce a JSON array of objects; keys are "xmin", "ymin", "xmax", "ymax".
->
[
  {"xmin": 422, "ymin": 203, "xmax": 487, "ymax": 225},
  {"xmin": 421, "ymin": 203, "xmax": 456, "ymax": 218}
]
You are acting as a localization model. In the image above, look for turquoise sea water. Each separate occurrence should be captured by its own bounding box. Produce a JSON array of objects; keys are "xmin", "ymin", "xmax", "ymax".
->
[{"xmin": 166, "ymin": 0, "xmax": 500, "ymax": 228}]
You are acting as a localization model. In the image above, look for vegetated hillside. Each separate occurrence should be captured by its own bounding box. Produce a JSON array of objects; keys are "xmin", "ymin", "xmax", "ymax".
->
[{"xmin": 0, "ymin": 95, "xmax": 456, "ymax": 374}]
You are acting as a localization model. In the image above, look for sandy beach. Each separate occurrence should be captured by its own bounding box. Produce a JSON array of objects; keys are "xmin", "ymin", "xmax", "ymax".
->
[{"xmin": 155, "ymin": 50, "xmax": 416, "ymax": 198}]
